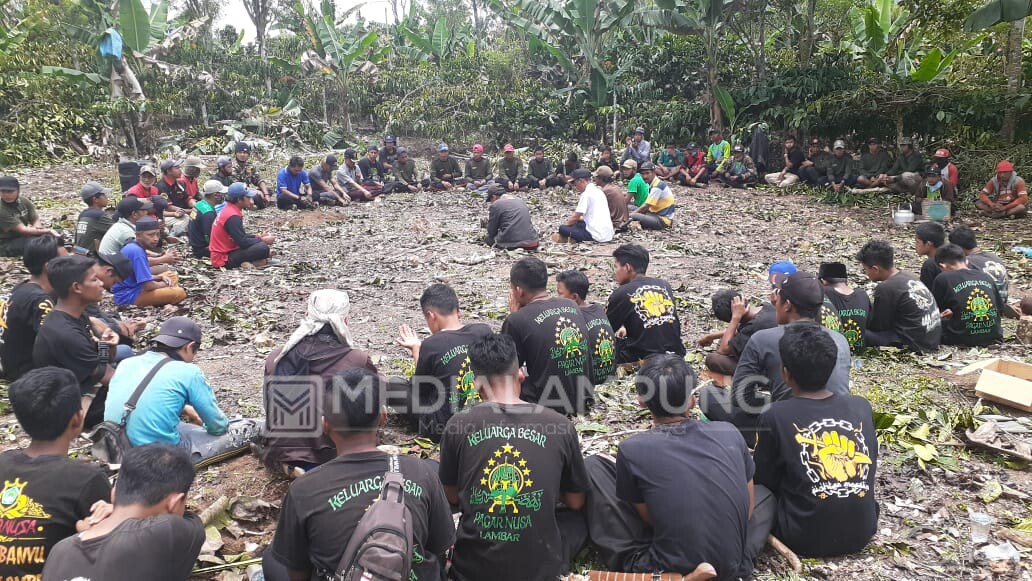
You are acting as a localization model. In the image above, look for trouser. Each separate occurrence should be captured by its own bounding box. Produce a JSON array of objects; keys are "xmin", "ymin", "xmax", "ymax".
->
[
  {"xmin": 819, "ymin": 176, "xmax": 859, "ymax": 187},
  {"xmin": 885, "ymin": 172, "xmax": 922, "ymax": 195},
  {"xmin": 177, "ymin": 419, "xmax": 263, "ymax": 468},
  {"xmin": 704, "ymin": 352, "xmax": 738, "ymax": 376},
  {"xmin": 225, "ymin": 242, "xmax": 271, "ymax": 268},
  {"xmin": 313, "ymin": 190, "xmax": 343, "ymax": 205},
  {"xmin": 165, "ymin": 216, "xmax": 190, "ymax": 236},
  {"xmin": 558, "ymin": 221, "xmax": 595, "ymax": 242},
  {"xmin": 276, "ymin": 196, "xmax": 314, "ymax": 210},
  {"xmin": 253, "ymin": 193, "xmax": 268, "ymax": 210},
  {"xmin": 0, "ymin": 236, "xmax": 29, "ymax": 257},
  {"xmin": 764, "ymin": 172, "xmax": 799, "ymax": 187},
  {"xmin": 629, "ymin": 213, "xmax": 667, "ymax": 230},
  {"xmin": 420, "ymin": 178, "xmax": 458, "ymax": 191},
  {"xmin": 496, "ymin": 177, "xmax": 522, "ymax": 190},
  {"xmin": 114, "ymin": 344, "xmax": 135, "ymax": 363},
  {"xmin": 519, "ymin": 176, "xmax": 566, "ymax": 189},
  {"xmin": 697, "ymin": 383, "xmax": 766, "ymax": 439},
  {"xmin": 191, "ymin": 245, "xmax": 209, "ymax": 259},
  {"xmin": 134, "ymin": 271, "xmax": 187, "ymax": 307},
  {"xmin": 798, "ymin": 166, "xmax": 823, "ymax": 185}
]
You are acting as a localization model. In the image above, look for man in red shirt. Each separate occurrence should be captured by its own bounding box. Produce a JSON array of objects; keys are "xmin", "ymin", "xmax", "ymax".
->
[
  {"xmin": 124, "ymin": 165, "xmax": 159, "ymax": 199},
  {"xmin": 976, "ymin": 160, "xmax": 1027, "ymax": 218},
  {"xmin": 178, "ymin": 156, "xmax": 204, "ymax": 210},
  {"xmin": 209, "ymin": 183, "xmax": 276, "ymax": 269}
]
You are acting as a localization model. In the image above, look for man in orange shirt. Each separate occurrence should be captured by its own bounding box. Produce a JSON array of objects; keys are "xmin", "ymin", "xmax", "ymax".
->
[{"xmin": 976, "ymin": 161, "xmax": 1027, "ymax": 218}]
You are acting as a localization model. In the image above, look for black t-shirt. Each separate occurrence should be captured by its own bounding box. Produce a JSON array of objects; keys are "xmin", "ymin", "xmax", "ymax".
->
[
  {"xmin": 270, "ymin": 452, "xmax": 454, "ymax": 580},
  {"xmin": 439, "ymin": 402, "xmax": 589, "ymax": 581},
  {"xmin": 84, "ymin": 304, "xmax": 131, "ymax": 345},
  {"xmin": 824, "ymin": 288, "xmax": 871, "ymax": 353},
  {"xmin": 33, "ymin": 310, "xmax": 107, "ymax": 395},
  {"xmin": 74, "ymin": 208, "xmax": 114, "ymax": 254},
  {"xmin": 727, "ymin": 303, "xmax": 777, "ymax": 359},
  {"xmin": 500, "ymin": 297, "xmax": 593, "ymax": 414},
  {"xmin": 616, "ymin": 420, "xmax": 754, "ymax": 579},
  {"xmin": 357, "ymin": 157, "xmax": 386, "ymax": 182},
  {"xmin": 606, "ymin": 277, "xmax": 685, "ymax": 362},
  {"xmin": 187, "ymin": 204, "xmax": 217, "ymax": 254},
  {"xmin": 785, "ymin": 147, "xmax": 806, "ymax": 174},
  {"xmin": 931, "ymin": 268, "xmax": 1003, "ymax": 346},
  {"xmin": 868, "ymin": 271, "xmax": 942, "ymax": 352},
  {"xmin": 43, "ymin": 513, "xmax": 204, "ymax": 581},
  {"xmin": 919, "ymin": 257, "xmax": 942, "ymax": 292},
  {"xmin": 0, "ymin": 450, "xmax": 111, "ymax": 581},
  {"xmin": 1, "ymin": 280, "xmax": 54, "ymax": 381},
  {"xmin": 413, "ymin": 323, "xmax": 495, "ymax": 442},
  {"xmin": 580, "ymin": 303, "xmax": 616, "ymax": 384},
  {"xmin": 967, "ymin": 251, "xmax": 1010, "ymax": 305},
  {"xmin": 753, "ymin": 394, "xmax": 878, "ymax": 557},
  {"xmin": 156, "ymin": 178, "xmax": 189, "ymax": 209}
]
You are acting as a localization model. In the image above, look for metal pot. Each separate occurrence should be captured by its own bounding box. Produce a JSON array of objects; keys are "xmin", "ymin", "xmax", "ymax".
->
[{"xmin": 892, "ymin": 206, "xmax": 915, "ymax": 225}]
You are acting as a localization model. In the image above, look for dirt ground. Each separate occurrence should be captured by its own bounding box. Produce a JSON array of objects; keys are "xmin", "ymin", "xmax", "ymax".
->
[{"xmin": 2, "ymin": 157, "xmax": 1032, "ymax": 580}]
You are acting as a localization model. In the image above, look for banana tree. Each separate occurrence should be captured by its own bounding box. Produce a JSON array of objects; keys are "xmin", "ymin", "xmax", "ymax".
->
[
  {"xmin": 399, "ymin": 15, "xmax": 473, "ymax": 63},
  {"xmin": 964, "ymin": 0, "xmax": 1029, "ymax": 142}
]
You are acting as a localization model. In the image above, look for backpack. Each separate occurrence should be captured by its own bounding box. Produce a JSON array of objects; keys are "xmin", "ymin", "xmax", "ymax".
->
[
  {"xmin": 89, "ymin": 357, "xmax": 172, "ymax": 465},
  {"xmin": 333, "ymin": 454, "xmax": 414, "ymax": 581}
]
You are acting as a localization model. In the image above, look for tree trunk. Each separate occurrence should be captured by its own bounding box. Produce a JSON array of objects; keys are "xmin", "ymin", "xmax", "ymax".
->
[
  {"xmin": 799, "ymin": 0, "xmax": 817, "ymax": 67},
  {"xmin": 756, "ymin": 0, "xmax": 768, "ymax": 81},
  {"xmin": 707, "ymin": 37, "xmax": 722, "ymax": 131},
  {"xmin": 1000, "ymin": 18, "xmax": 1026, "ymax": 143},
  {"xmin": 471, "ymin": 0, "xmax": 481, "ymax": 57},
  {"xmin": 257, "ymin": 25, "xmax": 272, "ymax": 96}
]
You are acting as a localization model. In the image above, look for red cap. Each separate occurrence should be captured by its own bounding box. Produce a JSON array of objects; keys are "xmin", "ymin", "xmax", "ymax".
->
[
  {"xmin": 934, "ymin": 148, "xmax": 950, "ymax": 158},
  {"xmin": 503, "ymin": 144, "xmax": 515, "ymax": 153},
  {"xmin": 997, "ymin": 161, "xmax": 1014, "ymax": 173},
  {"xmin": 473, "ymin": 144, "xmax": 484, "ymax": 153}
]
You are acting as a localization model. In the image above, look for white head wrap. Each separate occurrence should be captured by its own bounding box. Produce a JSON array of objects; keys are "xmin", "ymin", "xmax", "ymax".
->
[{"xmin": 273, "ymin": 289, "xmax": 355, "ymax": 364}]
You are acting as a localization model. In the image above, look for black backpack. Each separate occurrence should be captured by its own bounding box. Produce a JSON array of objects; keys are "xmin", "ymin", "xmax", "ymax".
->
[{"xmin": 333, "ymin": 454, "xmax": 414, "ymax": 581}]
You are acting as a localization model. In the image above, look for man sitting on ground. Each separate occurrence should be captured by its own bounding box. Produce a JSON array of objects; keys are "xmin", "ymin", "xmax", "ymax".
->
[
  {"xmin": 209, "ymin": 183, "xmax": 276, "ymax": 269},
  {"xmin": 43, "ymin": 445, "xmax": 205, "ymax": 580},
  {"xmin": 210, "ymin": 155, "xmax": 235, "ymax": 188},
  {"xmin": 522, "ymin": 146, "xmax": 565, "ymax": 190},
  {"xmin": 857, "ymin": 239, "xmax": 941, "ymax": 352},
  {"xmin": 854, "ymin": 137, "xmax": 891, "ymax": 189},
  {"xmin": 111, "ymin": 218, "xmax": 186, "ymax": 307},
  {"xmin": 74, "ymin": 181, "xmax": 114, "ymax": 254},
  {"xmin": 0, "ymin": 176, "xmax": 60, "ymax": 258},
  {"xmin": 33, "ymin": 255, "xmax": 117, "ymax": 428},
  {"xmin": 594, "ymin": 146, "xmax": 619, "ymax": 173},
  {"xmin": 0, "ymin": 367, "xmax": 113, "ymax": 581},
  {"xmin": 876, "ymin": 138, "xmax": 924, "ymax": 196},
  {"xmin": 623, "ymin": 159, "xmax": 650, "ymax": 210},
  {"xmin": 485, "ymin": 189, "xmax": 539, "ymax": 250},
  {"xmin": 697, "ymin": 289, "xmax": 777, "ymax": 385},
  {"xmin": 557, "ymin": 270, "xmax": 617, "ymax": 385},
  {"xmin": 308, "ymin": 154, "xmax": 349, "ymax": 206},
  {"xmin": 976, "ymin": 160, "xmax": 1027, "ymax": 218},
  {"xmin": 379, "ymin": 134, "xmax": 399, "ymax": 172},
  {"xmin": 187, "ymin": 180, "xmax": 226, "ymax": 259},
  {"xmin": 336, "ymin": 149, "xmax": 375, "ymax": 201},
  {"xmin": 931, "ymin": 244, "xmax": 1003, "ymax": 346},
  {"xmin": 714, "ymin": 145, "xmax": 757, "ymax": 187},
  {"xmin": 106, "ymin": 317, "xmax": 260, "ymax": 466},
  {"xmin": 930, "ymin": 148, "xmax": 959, "ymax": 189},
  {"xmin": 764, "ymin": 135, "xmax": 806, "ymax": 187},
  {"xmin": 706, "ymin": 130, "xmax": 731, "ymax": 173},
  {"xmin": 818, "ymin": 262, "xmax": 871, "ymax": 354},
  {"xmin": 1, "ymin": 235, "xmax": 65, "ymax": 381},
  {"xmin": 425, "ymin": 143, "xmax": 462, "ymax": 191},
  {"xmin": 583, "ymin": 355, "xmax": 752, "ymax": 581},
  {"xmin": 92, "ymin": 252, "xmax": 143, "ymax": 363},
  {"xmin": 501, "ymin": 256, "xmax": 593, "ymax": 413},
  {"xmin": 623, "ymin": 127, "xmax": 651, "ymax": 165},
  {"xmin": 917, "ymin": 168, "xmax": 956, "ymax": 212},
  {"xmin": 495, "ymin": 143, "xmax": 524, "ymax": 191},
  {"xmin": 178, "ymin": 157, "xmax": 205, "ymax": 209},
  {"xmin": 396, "ymin": 284, "xmax": 494, "ymax": 442},
  {"xmin": 680, "ymin": 141, "xmax": 709, "ymax": 187},
  {"xmin": 232, "ymin": 141, "xmax": 272, "ymax": 208},
  {"xmin": 439, "ymin": 333, "xmax": 589, "ymax": 581},
  {"xmin": 629, "ymin": 162, "xmax": 676, "ymax": 230},
  {"xmin": 554, "ymin": 169, "xmax": 614, "ymax": 243},
  {"xmin": 465, "ymin": 144, "xmax": 493, "ymax": 190},
  {"xmin": 265, "ymin": 368, "xmax": 454, "ymax": 581},
  {"xmin": 607, "ymin": 244, "xmax": 686, "ymax": 363},
  {"xmin": 98, "ymin": 196, "xmax": 150, "ymax": 256},
  {"xmin": 358, "ymin": 146, "xmax": 399, "ymax": 196},
  {"xmin": 155, "ymin": 159, "xmax": 191, "ymax": 236},
  {"xmin": 655, "ymin": 142, "xmax": 684, "ymax": 180},
  {"xmin": 797, "ymin": 138, "xmax": 830, "ymax": 186},
  {"xmin": 124, "ymin": 164, "xmax": 160, "ymax": 200},
  {"xmin": 391, "ymin": 147, "xmax": 421, "ymax": 193},
  {"xmin": 595, "ymin": 165, "xmax": 630, "ymax": 230},
  {"xmin": 276, "ymin": 156, "xmax": 314, "ymax": 210},
  {"xmin": 825, "ymin": 140, "xmax": 857, "ymax": 191},
  {"xmin": 949, "ymin": 224, "xmax": 1013, "ymax": 316},
  {"xmin": 752, "ymin": 324, "xmax": 877, "ymax": 558},
  {"xmin": 914, "ymin": 221, "xmax": 945, "ymax": 290}
]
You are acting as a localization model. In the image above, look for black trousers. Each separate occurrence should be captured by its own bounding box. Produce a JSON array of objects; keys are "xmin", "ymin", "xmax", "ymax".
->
[
  {"xmin": 0, "ymin": 236, "xmax": 29, "ymax": 257},
  {"xmin": 519, "ymin": 176, "xmax": 566, "ymax": 189},
  {"xmin": 225, "ymin": 242, "xmax": 270, "ymax": 268}
]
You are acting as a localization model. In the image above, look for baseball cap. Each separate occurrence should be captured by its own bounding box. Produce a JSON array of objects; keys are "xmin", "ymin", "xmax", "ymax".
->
[
  {"xmin": 216, "ymin": 155, "xmax": 232, "ymax": 168},
  {"xmin": 833, "ymin": 140, "xmax": 846, "ymax": 150},
  {"xmin": 732, "ymin": 144, "xmax": 745, "ymax": 153},
  {"xmin": 639, "ymin": 161, "xmax": 656, "ymax": 171},
  {"xmin": 227, "ymin": 182, "xmax": 257, "ymax": 201},
  {"xmin": 384, "ymin": 134, "xmax": 396, "ymax": 143},
  {"xmin": 117, "ymin": 196, "xmax": 152, "ymax": 215},
  {"xmin": 80, "ymin": 181, "xmax": 112, "ymax": 202},
  {"xmin": 324, "ymin": 154, "xmax": 339, "ymax": 169},
  {"xmin": 396, "ymin": 147, "xmax": 408, "ymax": 155},
  {"xmin": 776, "ymin": 272, "xmax": 825, "ymax": 310},
  {"xmin": 570, "ymin": 168, "xmax": 593, "ymax": 181},
  {"xmin": 139, "ymin": 164, "xmax": 156, "ymax": 176},
  {"xmin": 0, "ymin": 176, "xmax": 19, "ymax": 190},
  {"xmin": 818, "ymin": 262, "xmax": 848, "ymax": 281},
  {"xmin": 236, "ymin": 141, "xmax": 251, "ymax": 153},
  {"xmin": 934, "ymin": 148, "xmax": 950, "ymax": 158},
  {"xmin": 135, "ymin": 217, "xmax": 161, "ymax": 232},
  {"xmin": 153, "ymin": 317, "xmax": 202, "ymax": 349},
  {"xmin": 437, "ymin": 143, "xmax": 449, "ymax": 152},
  {"xmin": 622, "ymin": 159, "xmax": 638, "ymax": 169},
  {"xmin": 594, "ymin": 165, "xmax": 614, "ymax": 179},
  {"xmin": 344, "ymin": 148, "xmax": 357, "ymax": 160},
  {"xmin": 768, "ymin": 260, "xmax": 798, "ymax": 286},
  {"xmin": 867, "ymin": 137, "xmax": 882, "ymax": 145},
  {"xmin": 997, "ymin": 161, "xmax": 1014, "ymax": 173},
  {"xmin": 183, "ymin": 156, "xmax": 205, "ymax": 169},
  {"xmin": 472, "ymin": 144, "xmax": 484, "ymax": 154},
  {"xmin": 503, "ymin": 144, "xmax": 515, "ymax": 153},
  {"xmin": 634, "ymin": 127, "xmax": 645, "ymax": 134},
  {"xmin": 97, "ymin": 252, "xmax": 133, "ymax": 280},
  {"xmin": 159, "ymin": 159, "xmax": 183, "ymax": 173},
  {"xmin": 202, "ymin": 180, "xmax": 228, "ymax": 196},
  {"xmin": 686, "ymin": 142, "xmax": 699, "ymax": 150}
]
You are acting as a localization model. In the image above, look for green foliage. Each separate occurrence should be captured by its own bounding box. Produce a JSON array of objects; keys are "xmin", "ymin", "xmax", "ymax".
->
[
  {"xmin": 964, "ymin": 0, "xmax": 1032, "ymax": 30},
  {"xmin": 119, "ymin": 0, "xmax": 152, "ymax": 52}
]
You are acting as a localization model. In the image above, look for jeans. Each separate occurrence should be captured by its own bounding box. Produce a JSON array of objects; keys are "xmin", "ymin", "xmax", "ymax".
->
[
  {"xmin": 558, "ymin": 221, "xmax": 595, "ymax": 242},
  {"xmin": 629, "ymin": 213, "xmax": 666, "ymax": 230}
]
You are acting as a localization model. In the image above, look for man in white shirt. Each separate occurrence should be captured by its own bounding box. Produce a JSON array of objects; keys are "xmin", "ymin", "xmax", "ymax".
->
[{"xmin": 553, "ymin": 169, "xmax": 615, "ymax": 243}]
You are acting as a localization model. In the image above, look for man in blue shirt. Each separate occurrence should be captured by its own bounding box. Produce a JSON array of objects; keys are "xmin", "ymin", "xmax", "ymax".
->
[
  {"xmin": 112, "ymin": 217, "xmax": 186, "ymax": 307},
  {"xmin": 275, "ymin": 156, "xmax": 314, "ymax": 210},
  {"xmin": 104, "ymin": 317, "xmax": 260, "ymax": 466}
]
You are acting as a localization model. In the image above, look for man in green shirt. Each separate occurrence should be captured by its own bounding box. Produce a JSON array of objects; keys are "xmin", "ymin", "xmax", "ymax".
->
[
  {"xmin": 423, "ymin": 143, "xmax": 462, "ymax": 191},
  {"xmin": 706, "ymin": 130, "xmax": 731, "ymax": 172},
  {"xmin": 495, "ymin": 144, "xmax": 524, "ymax": 192},
  {"xmin": 464, "ymin": 143, "xmax": 493, "ymax": 190},
  {"xmin": 876, "ymin": 138, "xmax": 924, "ymax": 196},
  {"xmin": 824, "ymin": 140, "xmax": 858, "ymax": 192},
  {"xmin": 520, "ymin": 146, "xmax": 565, "ymax": 190},
  {"xmin": 0, "ymin": 177, "xmax": 59, "ymax": 257},
  {"xmin": 622, "ymin": 160, "xmax": 650, "ymax": 209},
  {"xmin": 74, "ymin": 181, "xmax": 115, "ymax": 255},
  {"xmin": 391, "ymin": 147, "xmax": 421, "ymax": 193},
  {"xmin": 655, "ymin": 142, "xmax": 684, "ymax": 180},
  {"xmin": 855, "ymin": 138, "xmax": 892, "ymax": 188}
]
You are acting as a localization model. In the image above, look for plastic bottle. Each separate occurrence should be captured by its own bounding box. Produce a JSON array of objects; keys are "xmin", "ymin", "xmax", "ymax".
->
[{"xmin": 1012, "ymin": 247, "xmax": 1032, "ymax": 258}]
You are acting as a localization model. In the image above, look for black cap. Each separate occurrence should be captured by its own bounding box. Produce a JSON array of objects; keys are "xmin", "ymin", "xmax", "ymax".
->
[
  {"xmin": 0, "ymin": 176, "xmax": 19, "ymax": 191},
  {"xmin": 867, "ymin": 137, "xmax": 882, "ymax": 145},
  {"xmin": 135, "ymin": 217, "xmax": 161, "ymax": 232},
  {"xmin": 154, "ymin": 317, "xmax": 202, "ymax": 348},
  {"xmin": 97, "ymin": 252, "xmax": 133, "ymax": 280},
  {"xmin": 570, "ymin": 168, "xmax": 593, "ymax": 181},
  {"xmin": 344, "ymin": 148, "xmax": 357, "ymax": 160},
  {"xmin": 235, "ymin": 141, "xmax": 251, "ymax": 153},
  {"xmin": 776, "ymin": 272, "xmax": 825, "ymax": 309},
  {"xmin": 639, "ymin": 161, "xmax": 656, "ymax": 171},
  {"xmin": 117, "ymin": 196, "xmax": 153, "ymax": 216},
  {"xmin": 324, "ymin": 154, "xmax": 339, "ymax": 169},
  {"xmin": 818, "ymin": 262, "xmax": 848, "ymax": 281}
]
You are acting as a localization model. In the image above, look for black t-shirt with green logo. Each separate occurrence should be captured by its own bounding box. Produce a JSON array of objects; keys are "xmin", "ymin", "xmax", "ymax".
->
[
  {"xmin": 501, "ymin": 297, "xmax": 593, "ymax": 414},
  {"xmin": 605, "ymin": 277, "xmax": 685, "ymax": 363},
  {"xmin": 413, "ymin": 323, "xmax": 494, "ymax": 442},
  {"xmin": 819, "ymin": 296, "xmax": 843, "ymax": 335},
  {"xmin": 439, "ymin": 402, "xmax": 589, "ymax": 581},
  {"xmin": 824, "ymin": 288, "xmax": 871, "ymax": 353},
  {"xmin": 579, "ymin": 303, "xmax": 616, "ymax": 385},
  {"xmin": 931, "ymin": 268, "xmax": 1003, "ymax": 346},
  {"xmin": 270, "ymin": 451, "xmax": 454, "ymax": 580}
]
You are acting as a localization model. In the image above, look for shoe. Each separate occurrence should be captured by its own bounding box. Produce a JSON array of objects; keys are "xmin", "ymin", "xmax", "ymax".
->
[{"xmin": 258, "ymin": 258, "xmax": 285, "ymax": 269}]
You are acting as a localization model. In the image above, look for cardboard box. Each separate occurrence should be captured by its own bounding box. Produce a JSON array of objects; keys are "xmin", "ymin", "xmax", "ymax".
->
[{"xmin": 958, "ymin": 358, "xmax": 1032, "ymax": 412}]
